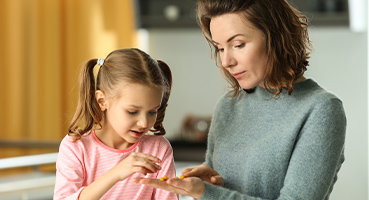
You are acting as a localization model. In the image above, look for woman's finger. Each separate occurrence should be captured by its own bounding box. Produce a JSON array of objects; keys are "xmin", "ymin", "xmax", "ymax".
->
[
  {"xmin": 182, "ymin": 165, "xmax": 217, "ymax": 179},
  {"xmin": 181, "ymin": 167, "xmax": 195, "ymax": 176},
  {"xmin": 182, "ymin": 165, "xmax": 205, "ymax": 176},
  {"xmin": 135, "ymin": 178, "xmax": 188, "ymax": 195},
  {"xmin": 167, "ymin": 178, "xmax": 187, "ymax": 188},
  {"xmin": 210, "ymin": 175, "xmax": 224, "ymax": 186},
  {"xmin": 168, "ymin": 177, "xmax": 205, "ymax": 198}
]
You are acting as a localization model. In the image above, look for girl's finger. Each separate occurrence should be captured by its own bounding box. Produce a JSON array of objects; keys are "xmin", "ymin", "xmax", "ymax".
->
[
  {"xmin": 134, "ymin": 160, "xmax": 161, "ymax": 173},
  {"xmin": 132, "ymin": 166, "xmax": 150, "ymax": 175},
  {"xmin": 136, "ymin": 152, "xmax": 162, "ymax": 163}
]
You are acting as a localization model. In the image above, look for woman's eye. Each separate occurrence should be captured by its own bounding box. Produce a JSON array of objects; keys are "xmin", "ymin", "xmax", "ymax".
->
[
  {"xmin": 216, "ymin": 47, "xmax": 224, "ymax": 52},
  {"xmin": 235, "ymin": 43, "xmax": 245, "ymax": 48}
]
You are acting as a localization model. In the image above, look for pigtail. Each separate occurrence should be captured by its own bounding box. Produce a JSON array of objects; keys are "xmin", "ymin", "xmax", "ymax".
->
[
  {"xmin": 68, "ymin": 59, "xmax": 103, "ymax": 140},
  {"xmin": 151, "ymin": 60, "xmax": 172, "ymax": 135}
]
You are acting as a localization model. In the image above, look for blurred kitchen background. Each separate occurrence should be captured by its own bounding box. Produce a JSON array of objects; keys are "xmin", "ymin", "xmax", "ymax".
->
[{"xmin": 0, "ymin": 0, "xmax": 367, "ymax": 199}]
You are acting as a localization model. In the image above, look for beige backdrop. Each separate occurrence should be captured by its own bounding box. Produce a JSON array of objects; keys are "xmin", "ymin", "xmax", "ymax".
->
[{"xmin": 0, "ymin": 0, "xmax": 136, "ymax": 160}]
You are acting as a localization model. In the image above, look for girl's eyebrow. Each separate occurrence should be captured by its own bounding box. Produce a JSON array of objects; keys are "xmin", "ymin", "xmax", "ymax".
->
[
  {"xmin": 153, "ymin": 105, "xmax": 161, "ymax": 109},
  {"xmin": 128, "ymin": 105, "xmax": 141, "ymax": 108},
  {"xmin": 128, "ymin": 105, "xmax": 161, "ymax": 109}
]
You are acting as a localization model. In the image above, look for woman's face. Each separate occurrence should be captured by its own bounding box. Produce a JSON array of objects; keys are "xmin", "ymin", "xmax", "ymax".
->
[{"xmin": 210, "ymin": 13, "xmax": 268, "ymax": 89}]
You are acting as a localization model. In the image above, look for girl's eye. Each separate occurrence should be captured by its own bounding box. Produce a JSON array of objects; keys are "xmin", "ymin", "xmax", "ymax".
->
[
  {"xmin": 148, "ymin": 111, "xmax": 158, "ymax": 116},
  {"xmin": 127, "ymin": 111, "xmax": 137, "ymax": 115}
]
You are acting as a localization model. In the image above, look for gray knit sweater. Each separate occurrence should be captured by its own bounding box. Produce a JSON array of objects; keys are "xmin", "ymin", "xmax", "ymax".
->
[{"xmin": 200, "ymin": 79, "xmax": 346, "ymax": 200}]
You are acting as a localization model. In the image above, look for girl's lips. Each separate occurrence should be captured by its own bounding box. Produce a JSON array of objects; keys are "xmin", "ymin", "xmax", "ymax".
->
[
  {"xmin": 232, "ymin": 71, "xmax": 246, "ymax": 79},
  {"xmin": 130, "ymin": 130, "xmax": 145, "ymax": 138}
]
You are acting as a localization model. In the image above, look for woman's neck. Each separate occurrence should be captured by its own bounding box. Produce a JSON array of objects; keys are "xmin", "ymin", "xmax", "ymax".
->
[
  {"xmin": 257, "ymin": 76, "xmax": 306, "ymax": 89},
  {"xmin": 294, "ymin": 76, "xmax": 306, "ymax": 84}
]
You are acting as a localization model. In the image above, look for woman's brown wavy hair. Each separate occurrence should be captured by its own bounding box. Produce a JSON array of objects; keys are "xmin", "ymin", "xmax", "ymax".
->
[
  {"xmin": 68, "ymin": 48, "xmax": 172, "ymax": 140},
  {"xmin": 197, "ymin": 0, "xmax": 311, "ymax": 97}
]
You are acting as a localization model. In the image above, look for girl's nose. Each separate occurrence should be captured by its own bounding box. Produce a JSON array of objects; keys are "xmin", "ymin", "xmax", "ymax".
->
[{"xmin": 137, "ymin": 115, "xmax": 148, "ymax": 129}]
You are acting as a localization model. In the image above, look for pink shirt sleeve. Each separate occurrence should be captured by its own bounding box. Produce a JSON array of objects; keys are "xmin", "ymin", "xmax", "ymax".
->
[
  {"xmin": 152, "ymin": 138, "xmax": 178, "ymax": 200},
  {"xmin": 54, "ymin": 137, "xmax": 85, "ymax": 200}
]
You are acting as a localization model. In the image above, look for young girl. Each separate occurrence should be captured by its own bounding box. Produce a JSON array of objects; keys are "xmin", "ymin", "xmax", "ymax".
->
[{"xmin": 54, "ymin": 48, "xmax": 178, "ymax": 200}]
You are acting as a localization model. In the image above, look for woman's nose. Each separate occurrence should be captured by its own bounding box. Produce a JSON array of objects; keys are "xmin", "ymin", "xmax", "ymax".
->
[{"xmin": 221, "ymin": 50, "xmax": 236, "ymax": 68}]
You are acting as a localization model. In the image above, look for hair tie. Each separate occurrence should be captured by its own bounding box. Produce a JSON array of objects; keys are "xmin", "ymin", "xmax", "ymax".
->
[{"xmin": 97, "ymin": 58, "xmax": 105, "ymax": 66}]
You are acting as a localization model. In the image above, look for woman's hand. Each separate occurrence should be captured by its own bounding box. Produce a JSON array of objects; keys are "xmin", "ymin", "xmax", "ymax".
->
[
  {"xmin": 182, "ymin": 164, "xmax": 224, "ymax": 186},
  {"xmin": 110, "ymin": 152, "xmax": 162, "ymax": 181},
  {"xmin": 134, "ymin": 176, "xmax": 205, "ymax": 199},
  {"xmin": 133, "ymin": 164, "xmax": 223, "ymax": 199}
]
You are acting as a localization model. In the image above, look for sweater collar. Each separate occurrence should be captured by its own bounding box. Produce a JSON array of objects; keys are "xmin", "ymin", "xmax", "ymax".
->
[{"xmin": 244, "ymin": 78, "xmax": 316, "ymax": 99}]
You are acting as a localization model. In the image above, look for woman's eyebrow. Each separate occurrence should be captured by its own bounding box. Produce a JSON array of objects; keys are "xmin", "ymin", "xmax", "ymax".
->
[{"xmin": 212, "ymin": 33, "xmax": 245, "ymax": 45}]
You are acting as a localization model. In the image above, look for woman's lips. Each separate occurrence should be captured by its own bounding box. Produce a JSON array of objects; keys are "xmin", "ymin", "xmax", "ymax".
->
[{"xmin": 232, "ymin": 71, "xmax": 246, "ymax": 79}]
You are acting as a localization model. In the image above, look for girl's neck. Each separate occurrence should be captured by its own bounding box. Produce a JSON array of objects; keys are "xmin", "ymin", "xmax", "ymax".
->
[{"xmin": 94, "ymin": 128, "xmax": 133, "ymax": 150}]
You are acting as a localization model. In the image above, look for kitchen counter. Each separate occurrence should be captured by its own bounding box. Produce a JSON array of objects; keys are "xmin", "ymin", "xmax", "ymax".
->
[{"xmin": 170, "ymin": 140, "xmax": 207, "ymax": 162}]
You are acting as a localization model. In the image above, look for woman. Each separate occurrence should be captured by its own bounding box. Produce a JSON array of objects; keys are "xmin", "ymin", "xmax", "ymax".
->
[{"xmin": 135, "ymin": 0, "xmax": 346, "ymax": 199}]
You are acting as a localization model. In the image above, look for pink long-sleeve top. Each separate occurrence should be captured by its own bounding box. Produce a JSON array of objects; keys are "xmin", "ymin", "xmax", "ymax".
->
[{"xmin": 54, "ymin": 130, "xmax": 178, "ymax": 200}]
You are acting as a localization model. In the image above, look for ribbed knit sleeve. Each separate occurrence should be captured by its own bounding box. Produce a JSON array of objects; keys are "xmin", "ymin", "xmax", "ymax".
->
[{"xmin": 279, "ymin": 98, "xmax": 346, "ymax": 200}]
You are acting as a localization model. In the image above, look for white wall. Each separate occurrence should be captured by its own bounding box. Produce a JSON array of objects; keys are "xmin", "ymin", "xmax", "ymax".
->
[
  {"xmin": 145, "ymin": 29, "xmax": 227, "ymax": 140},
  {"xmin": 306, "ymin": 27, "xmax": 367, "ymax": 200},
  {"xmin": 145, "ymin": 26, "xmax": 368, "ymax": 199}
]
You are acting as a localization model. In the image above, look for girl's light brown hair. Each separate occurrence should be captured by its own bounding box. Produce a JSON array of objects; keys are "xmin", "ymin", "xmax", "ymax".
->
[
  {"xmin": 68, "ymin": 48, "xmax": 172, "ymax": 140},
  {"xmin": 197, "ymin": 0, "xmax": 311, "ymax": 97}
]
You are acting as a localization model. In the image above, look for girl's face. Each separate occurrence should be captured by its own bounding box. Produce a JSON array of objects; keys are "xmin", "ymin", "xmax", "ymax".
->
[
  {"xmin": 99, "ymin": 83, "xmax": 163, "ymax": 149},
  {"xmin": 210, "ymin": 13, "xmax": 268, "ymax": 89}
]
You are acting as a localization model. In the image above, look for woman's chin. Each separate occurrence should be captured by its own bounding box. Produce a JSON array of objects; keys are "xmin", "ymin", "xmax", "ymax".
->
[{"xmin": 239, "ymin": 82, "xmax": 257, "ymax": 90}]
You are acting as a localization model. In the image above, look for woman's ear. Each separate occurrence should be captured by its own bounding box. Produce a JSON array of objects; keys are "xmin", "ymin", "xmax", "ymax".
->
[{"xmin": 95, "ymin": 90, "xmax": 108, "ymax": 111}]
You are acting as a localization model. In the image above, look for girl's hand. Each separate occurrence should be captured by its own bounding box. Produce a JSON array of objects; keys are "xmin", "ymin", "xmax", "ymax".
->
[
  {"xmin": 134, "ymin": 176, "xmax": 205, "ymax": 199},
  {"xmin": 111, "ymin": 152, "xmax": 162, "ymax": 181},
  {"xmin": 182, "ymin": 164, "xmax": 224, "ymax": 186}
]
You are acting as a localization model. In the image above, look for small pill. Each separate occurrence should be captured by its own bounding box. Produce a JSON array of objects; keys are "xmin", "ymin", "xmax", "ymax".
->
[
  {"xmin": 160, "ymin": 176, "xmax": 168, "ymax": 181},
  {"xmin": 180, "ymin": 175, "xmax": 185, "ymax": 180}
]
